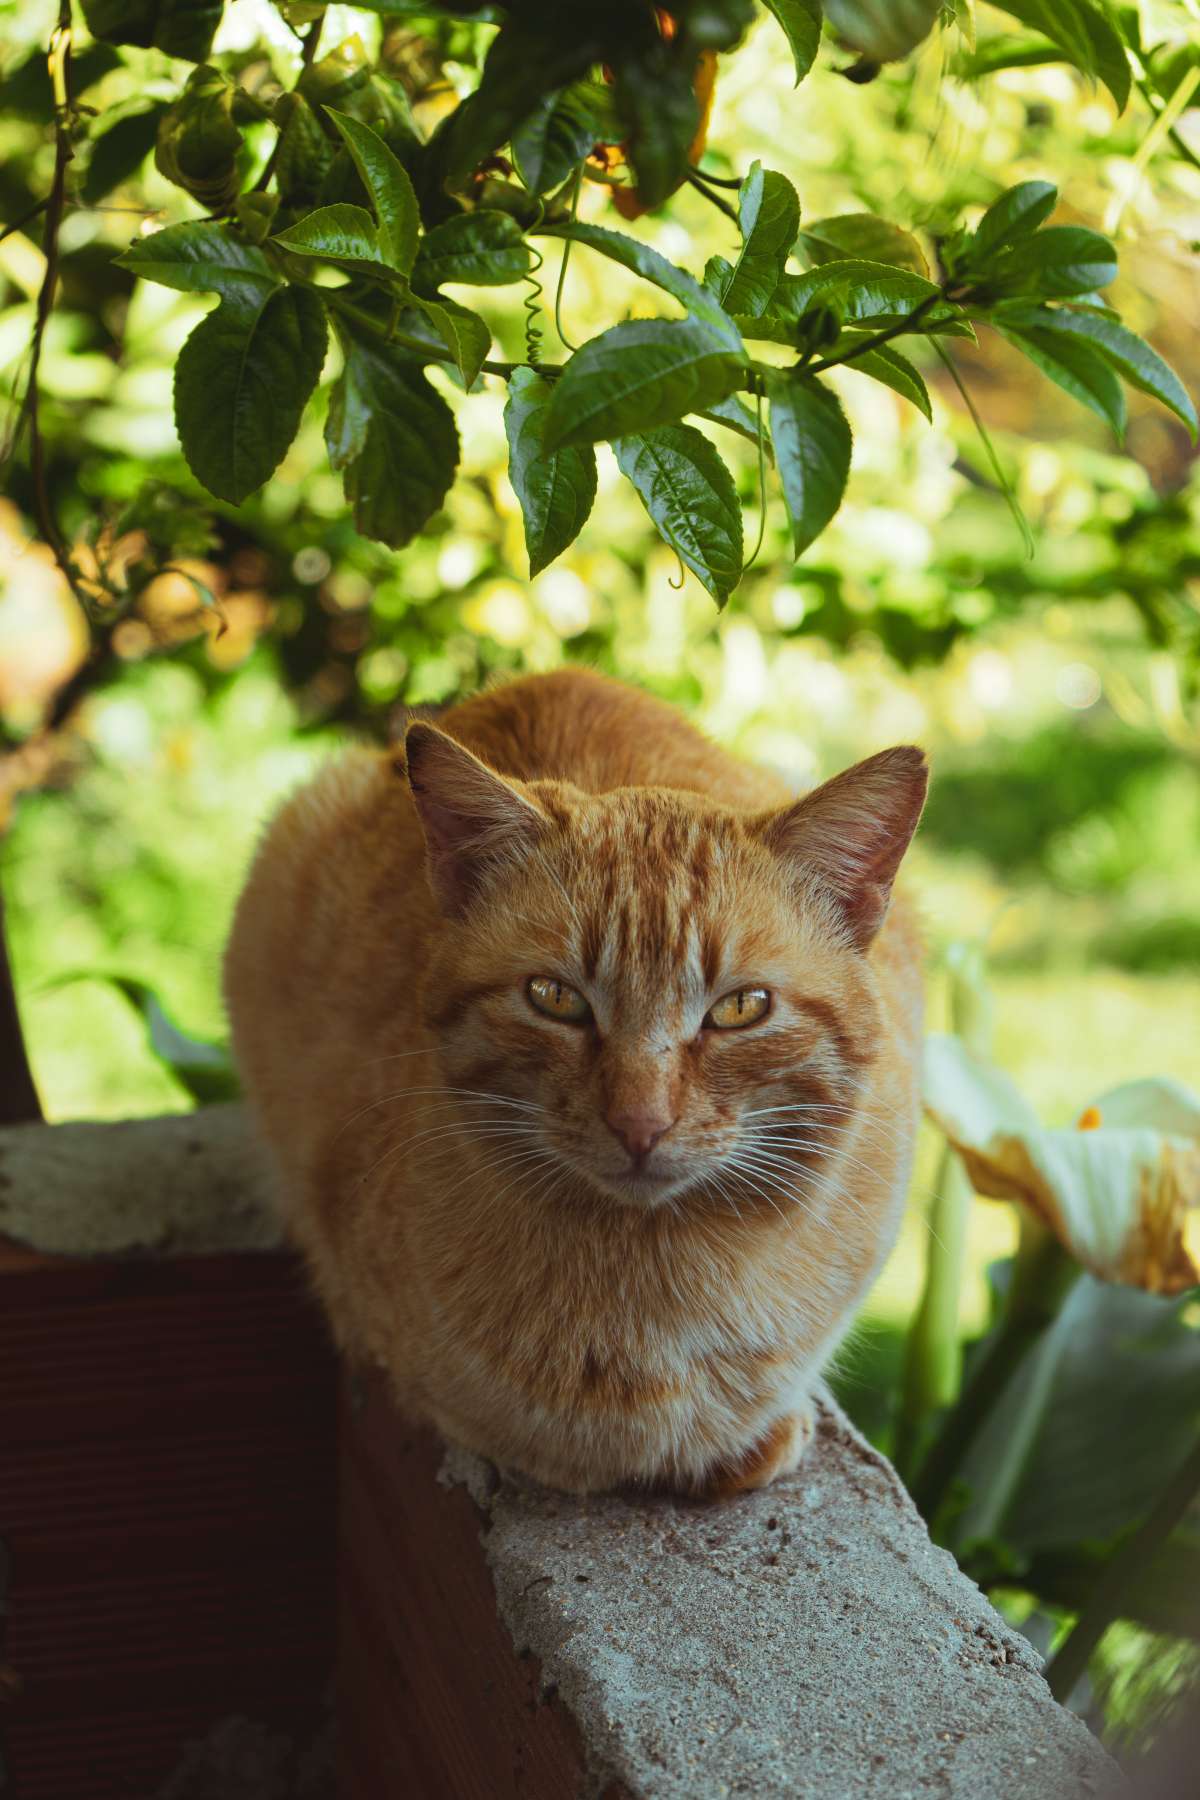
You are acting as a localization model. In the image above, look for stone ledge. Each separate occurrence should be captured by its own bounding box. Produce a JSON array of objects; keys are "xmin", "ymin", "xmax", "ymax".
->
[
  {"xmin": 437, "ymin": 1396, "xmax": 1117, "ymax": 1800},
  {"xmin": 3, "ymin": 1108, "xmax": 1121, "ymax": 1797},
  {"xmin": 0, "ymin": 1104, "xmax": 280, "ymax": 1257}
]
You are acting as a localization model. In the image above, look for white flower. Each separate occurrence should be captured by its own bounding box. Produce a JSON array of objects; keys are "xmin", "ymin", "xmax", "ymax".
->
[{"xmin": 923, "ymin": 1036, "xmax": 1200, "ymax": 1295}]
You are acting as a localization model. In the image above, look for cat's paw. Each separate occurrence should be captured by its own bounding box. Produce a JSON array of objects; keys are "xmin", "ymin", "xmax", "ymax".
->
[{"xmin": 697, "ymin": 1406, "xmax": 815, "ymax": 1499}]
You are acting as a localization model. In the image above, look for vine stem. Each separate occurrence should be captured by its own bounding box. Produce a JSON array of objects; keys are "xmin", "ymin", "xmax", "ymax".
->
[
  {"xmin": 684, "ymin": 169, "xmax": 739, "ymax": 223},
  {"xmin": 807, "ymin": 287, "xmax": 949, "ymax": 373},
  {"xmin": 254, "ymin": 15, "xmax": 324, "ymax": 194},
  {"xmin": 1044, "ymin": 1432, "xmax": 1200, "ymax": 1702},
  {"xmin": 0, "ymin": 196, "xmax": 49, "ymax": 246},
  {"xmin": 1134, "ymin": 70, "xmax": 1200, "ymax": 177},
  {"xmin": 18, "ymin": 2, "xmax": 93, "ymax": 614}
]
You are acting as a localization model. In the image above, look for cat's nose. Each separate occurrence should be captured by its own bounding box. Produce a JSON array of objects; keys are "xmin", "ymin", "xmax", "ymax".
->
[{"xmin": 606, "ymin": 1109, "xmax": 675, "ymax": 1162}]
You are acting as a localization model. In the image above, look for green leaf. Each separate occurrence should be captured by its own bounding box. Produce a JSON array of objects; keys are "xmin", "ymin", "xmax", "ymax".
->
[
  {"xmin": 511, "ymin": 81, "xmax": 612, "ymax": 195},
  {"xmin": 443, "ymin": 16, "xmax": 601, "ymax": 186},
  {"xmin": 409, "ymin": 294, "xmax": 491, "ymax": 387},
  {"xmin": 843, "ymin": 341, "xmax": 933, "ymax": 419},
  {"xmin": 272, "ymin": 203, "xmax": 394, "ymax": 275},
  {"xmin": 175, "ymin": 284, "xmax": 327, "ymax": 505},
  {"xmin": 412, "ymin": 210, "xmax": 531, "ymax": 288},
  {"xmin": 998, "ymin": 322, "xmax": 1126, "ymax": 438},
  {"xmin": 799, "ymin": 213, "xmax": 930, "ymax": 278},
  {"xmin": 325, "ymin": 109, "xmax": 420, "ymax": 276},
  {"xmin": 154, "ymin": 64, "xmax": 242, "ymax": 211},
  {"xmin": 761, "ymin": 0, "xmax": 823, "ymax": 84},
  {"xmin": 503, "ymin": 367, "xmax": 598, "ymax": 576},
  {"xmin": 117, "ymin": 220, "xmax": 278, "ymax": 301},
  {"xmin": 990, "ymin": 0, "xmax": 1131, "ymax": 108},
  {"xmin": 271, "ymin": 93, "xmax": 335, "ymax": 209},
  {"xmin": 774, "ymin": 258, "xmax": 943, "ymax": 326},
  {"xmin": 326, "ymin": 329, "xmax": 459, "ymax": 546},
  {"xmin": 81, "ymin": 0, "xmax": 223, "ymax": 62},
  {"xmin": 83, "ymin": 104, "xmax": 169, "ymax": 206},
  {"xmin": 971, "ymin": 178, "xmax": 1058, "ymax": 258},
  {"xmin": 960, "ymin": 32, "xmax": 1064, "ymax": 79},
  {"xmin": 823, "ymin": 0, "xmax": 943, "ymax": 60},
  {"xmin": 716, "ymin": 162, "xmax": 801, "ymax": 317},
  {"xmin": 541, "ymin": 220, "xmax": 743, "ymax": 347},
  {"xmin": 696, "ymin": 391, "xmax": 775, "ymax": 458},
  {"xmin": 543, "ymin": 318, "xmax": 746, "ymax": 450},
  {"xmin": 767, "ymin": 371, "xmax": 852, "ymax": 555},
  {"xmin": 1000, "ymin": 304, "xmax": 1197, "ymax": 436},
  {"xmin": 950, "ymin": 1278, "xmax": 1200, "ymax": 1564},
  {"xmin": 612, "ymin": 39, "xmax": 700, "ymax": 211},
  {"xmin": 991, "ymin": 225, "xmax": 1117, "ymax": 297},
  {"xmin": 613, "ymin": 425, "xmax": 744, "ymax": 606}
]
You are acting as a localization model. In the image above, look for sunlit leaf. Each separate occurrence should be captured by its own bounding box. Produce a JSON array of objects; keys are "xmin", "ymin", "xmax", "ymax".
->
[
  {"xmin": 413, "ymin": 210, "xmax": 531, "ymax": 287},
  {"xmin": 409, "ymin": 294, "xmax": 491, "ymax": 387},
  {"xmin": 998, "ymin": 322, "xmax": 1126, "ymax": 438},
  {"xmin": 970, "ymin": 178, "xmax": 1058, "ymax": 258},
  {"xmin": 990, "ymin": 0, "xmax": 1131, "ymax": 108},
  {"xmin": 117, "ymin": 220, "xmax": 278, "ymax": 300},
  {"xmin": 1000, "ymin": 304, "xmax": 1197, "ymax": 436},
  {"xmin": 760, "ymin": 0, "xmax": 823, "ymax": 84},
  {"xmin": 175, "ymin": 285, "xmax": 327, "ymax": 505},
  {"xmin": 991, "ymin": 225, "xmax": 1117, "ymax": 297},
  {"xmin": 767, "ymin": 371, "xmax": 852, "ymax": 555},
  {"xmin": 715, "ymin": 162, "xmax": 801, "ymax": 317},
  {"xmin": 511, "ymin": 81, "xmax": 613, "ymax": 195},
  {"xmin": 504, "ymin": 366, "xmax": 598, "ymax": 575},
  {"xmin": 272, "ymin": 202, "xmax": 395, "ymax": 275},
  {"xmin": 544, "ymin": 318, "xmax": 745, "ymax": 450},
  {"xmin": 325, "ymin": 108, "xmax": 420, "ymax": 275},
  {"xmin": 823, "ymin": 0, "xmax": 943, "ymax": 61},
  {"xmin": 326, "ymin": 325, "xmax": 459, "ymax": 546},
  {"xmin": 843, "ymin": 341, "xmax": 933, "ymax": 418},
  {"xmin": 799, "ymin": 213, "xmax": 930, "ymax": 278},
  {"xmin": 613, "ymin": 424, "xmax": 744, "ymax": 605}
]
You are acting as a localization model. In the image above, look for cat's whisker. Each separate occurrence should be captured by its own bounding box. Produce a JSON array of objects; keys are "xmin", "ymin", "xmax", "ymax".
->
[
  {"xmin": 334, "ymin": 1086, "xmax": 546, "ymax": 1143},
  {"xmin": 743, "ymin": 1102, "xmax": 916, "ymax": 1152},
  {"xmin": 741, "ymin": 1131, "xmax": 891, "ymax": 1194},
  {"xmin": 357, "ymin": 1117, "xmax": 545, "ymax": 1194},
  {"xmin": 743, "ymin": 1115, "xmax": 917, "ymax": 1172},
  {"xmin": 732, "ymin": 1147, "xmax": 869, "ymax": 1226}
]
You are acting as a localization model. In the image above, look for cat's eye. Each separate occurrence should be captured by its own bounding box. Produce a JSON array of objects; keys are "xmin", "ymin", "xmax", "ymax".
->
[
  {"xmin": 705, "ymin": 987, "xmax": 771, "ymax": 1030},
  {"xmin": 527, "ymin": 976, "xmax": 592, "ymax": 1024}
]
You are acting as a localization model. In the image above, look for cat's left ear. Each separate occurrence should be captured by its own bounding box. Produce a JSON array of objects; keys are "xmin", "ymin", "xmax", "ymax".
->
[
  {"xmin": 400, "ymin": 723, "xmax": 548, "ymax": 917},
  {"xmin": 757, "ymin": 746, "xmax": 928, "ymax": 950}
]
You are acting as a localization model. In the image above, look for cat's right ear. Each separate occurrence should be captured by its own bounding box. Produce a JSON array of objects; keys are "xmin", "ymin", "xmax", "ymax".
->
[{"xmin": 399, "ymin": 723, "xmax": 548, "ymax": 917}]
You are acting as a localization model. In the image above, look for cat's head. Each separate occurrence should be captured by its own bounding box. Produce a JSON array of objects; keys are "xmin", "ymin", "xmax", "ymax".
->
[{"xmin": 401, "ymin": 722, "xmax": 927, "ymax": 1213}]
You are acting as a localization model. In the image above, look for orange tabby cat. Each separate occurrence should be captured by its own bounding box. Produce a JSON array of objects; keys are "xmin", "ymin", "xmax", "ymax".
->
[{"xmin": 225, "ymin": 669, "xmax": 926, "ymax": 1495}]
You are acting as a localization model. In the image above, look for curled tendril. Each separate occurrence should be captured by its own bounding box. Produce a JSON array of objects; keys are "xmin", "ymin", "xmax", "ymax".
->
[
  {"xmin": 522, "ymin": 197, "xmax": 547, "ymax": 366},
  {"xmin": 554, "ymin": 165, "xmax": 584, "ymax": 352},
  {"xmin": 668, "ymin": 553, "xmax": 686, "ymax": 589},
  {"xmin": 741, "ymin": 379, "xmax": 768, "ymax": 576}
]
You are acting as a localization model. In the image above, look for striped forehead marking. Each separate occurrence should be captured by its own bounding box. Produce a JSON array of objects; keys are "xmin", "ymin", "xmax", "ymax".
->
[{"xmin": 571, "ymin": 806, "xmax": 731, "ymax": 996}]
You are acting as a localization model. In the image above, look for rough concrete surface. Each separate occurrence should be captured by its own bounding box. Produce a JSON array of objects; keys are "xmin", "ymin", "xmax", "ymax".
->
[
  {"xmin": 444, "ymin": 1398, "xmax": 1119, "ymax": 1800},
  {"xmin": 0, "ymin": 1105, "xmax": 280, "ymax": 1256}
]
